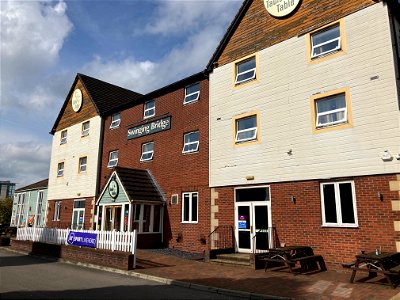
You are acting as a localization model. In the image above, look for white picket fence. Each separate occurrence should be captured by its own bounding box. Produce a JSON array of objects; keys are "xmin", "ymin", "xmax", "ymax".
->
[{"xmin": 16, "ymin": 227, "xmax": 137, "ymax": 254}]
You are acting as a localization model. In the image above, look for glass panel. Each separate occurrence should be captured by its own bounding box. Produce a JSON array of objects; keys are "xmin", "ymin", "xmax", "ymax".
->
[
  {"xmin": 114, "ymin": 207, "xmax": 121, "ymax": 231},
  {"xmin": 255, "ymin": 232, "xmax": 269, "ymax": 250},
  {"xmin": 237, "ymin": 116, "xmax": 256, "ymax": 131},
  {"xmin": 183, "ymin": 194, "xmax": 190, "ymax": 222},
  {"xmin": 153, "ymin": 206, "xmax": 161, "ymax": 232},
  {"xmin": 74, "ymin": 200, "xmax": 85, "ymax": 209},
  {"xmin": 254, "ymin": 205, "xmax": 268, "ymax": 230},
  {"xmin": 323, "ymin": 184, "xmax": 337, "ymax": 223},
  {"xmin": 105, "ymin": 207, "xmax": 112, "ymax": 231},
  {"xmin": 339, "ymin": 183, "xmax": 355, "ymax": 224},
  {"xmin": 236, "ymin": 188, "xmax": 269, "ymax": 202},
  {"xmin": 143, "ymin": 205, "xmax": 151, "ymax": 232},
  {"xmin": 191, "ymin": 194, "xmax": 198, "ymax": 222},
  {"xmin": 312, "ymin": 25, "xmax": 340, "ymax": 56},
  {"xmin": 72, "ymin": 211, "xmax": 78, "ymax": 229},
  {"xmin": 238, "ymin": 206, "xmax": 250, "ymax": 229},
  {"xmin": 238, "ymin": 231, "xmax": 251, "ymax": 249},
  {"xmin": 237, "ymin": 58, "xmax": 255, "ymax": 73}
]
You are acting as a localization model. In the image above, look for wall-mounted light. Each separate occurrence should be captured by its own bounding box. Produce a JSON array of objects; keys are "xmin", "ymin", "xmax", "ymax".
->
[
  {"xmin": 381, "ymin": 150, "xmax": 393, "ymax": 162},
  {"xmin": 377, "ymin": 192, "xmax": 383, "ymax": 201},
  {"xmin": 291, "ymin": 195, "xmax": 296, "ymax": 204},
  {"xmin": 245, "ymin": 175, "xmax": 254, "ymax": 181}
]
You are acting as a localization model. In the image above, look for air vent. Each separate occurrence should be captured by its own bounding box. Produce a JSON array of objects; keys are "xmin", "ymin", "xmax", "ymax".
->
[{"xmin": 171, "ymin": 194, "xmax": 178, "ymax": 205}]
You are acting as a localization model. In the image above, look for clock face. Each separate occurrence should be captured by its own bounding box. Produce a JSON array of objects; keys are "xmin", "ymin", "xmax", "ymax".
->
[
  {"xmin": 72, "ymin": 89, "xmax": 83, "ymax": 112},
  {"xmin": 108, "ymin": 180, "xmax": 119, "ymax": 199}
]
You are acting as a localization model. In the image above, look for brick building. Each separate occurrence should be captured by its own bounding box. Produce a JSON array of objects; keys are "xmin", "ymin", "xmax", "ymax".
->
[
  {"xmin": 97, "ymin": 72, "xmax": 210, "ymax": 252},
  {"xmin": 46, "ymin": 74, "xmax": 142, "ymax": 229},
  {"xmin": 207, "ymin": 0, "xmax": 400, "ymax": 267}
]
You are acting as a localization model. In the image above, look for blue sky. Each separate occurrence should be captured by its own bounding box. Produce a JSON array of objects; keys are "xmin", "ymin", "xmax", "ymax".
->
[{"xmin": 0, "ymin": 0, "xmax": 242, "ymax": 189}]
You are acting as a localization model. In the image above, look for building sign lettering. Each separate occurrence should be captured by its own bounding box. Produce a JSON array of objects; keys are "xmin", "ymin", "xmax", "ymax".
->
[
  {"xmin": 127, "ymin": 116, "xmax": 171, "ymax": 140},
  {"xmin": 264, "ymin": 0, "xmax": 301, "ymax": 18}
]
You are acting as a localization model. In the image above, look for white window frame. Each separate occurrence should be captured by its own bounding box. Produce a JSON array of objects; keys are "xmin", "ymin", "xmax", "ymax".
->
[
  {"xmin": 143, "ymin": 100, "xmax": 155, "ymax": 119},
  {"xmin": 184, "ymin": 83, "xmax": 200, "ymax": 104},
  {"xmin": 140, "ymin": 142, "xmax": 154, "ymax": 162},
  {"xmin": 235, "ymin": 115, "xmax": 257, "ymax": 143},
  {"xmin": 320, "ymin": 181, "xmax": 358, "ymax": 228},
  {"xmin": 182, "ymin": 131, "xmax": 199, "ymax": 153},
  {"xmin": 235, "ymin": 57, "xmax": 256, "ymax": 85},
  {"xmin": 315, "ymin": 93, "xmax": 347, "ymax": 128},
  {"xmin": 35, "ymin": 191, "xmax": 44, "ymax": 227},
  {"xmin": 53, "ymin": 201, "xmax": 61, "ymax": 221},
  {"xmin": 134, "ymin": 204, "xmax": 162, "ymax": 233},
  {"xmin": 81, "ymin": 121, "xmax": 90, "ymax": 137},
  {"xmin": 182, "ymin": 192, "xmax": 198, "ymax": 224},
  {"xmin": 60, "ymin": 130, "xmax": 67, "ymax": 145},
  {"xmin": 79, "ymin": 156, "xmax": 87, "ymax": 173},
  {"xmin": 311, "ymin": 23, "xmax": 341, "ymax": 59},
  {"xmin": 107, "ymin": 150, "xmax": 119, "ymax": 168},
  {"xmin": 72, "ymin": 199, "xmax": 85, "ymax": 230},
  {"xmin": 16, "ymin": 193, "xmax": 26, "ymax": 227},
  {"xmin": 110, "ymin": 113, "xmax": 121, "ymax": 129},
  {"xmin": 57, "ymin": 162, "xmax": 64, "ymax": 177}
]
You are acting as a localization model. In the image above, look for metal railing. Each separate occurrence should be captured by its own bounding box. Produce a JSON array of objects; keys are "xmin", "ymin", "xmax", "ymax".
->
[
  {"xmin": 252, "ymin": 226, "xmax": 278, "ymax": 254},
  {"xmin": 208, "ymin": 225, "xmax": 235, "ymax": 252}
]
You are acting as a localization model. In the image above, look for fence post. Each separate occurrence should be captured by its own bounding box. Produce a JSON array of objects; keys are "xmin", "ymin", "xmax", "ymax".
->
[
  {"xmin": 132, "ymin": 230, "xmax": 137, "ymax": 269},
  {"xmin": 112, "ymin": 229, "xmax": 116, "ymax": 252}
]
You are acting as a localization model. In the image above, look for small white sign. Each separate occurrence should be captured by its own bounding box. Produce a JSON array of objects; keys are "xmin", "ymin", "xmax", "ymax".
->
[{"xmin": 264, "ymin": 0, "xmax": 301, "ymax": 18}]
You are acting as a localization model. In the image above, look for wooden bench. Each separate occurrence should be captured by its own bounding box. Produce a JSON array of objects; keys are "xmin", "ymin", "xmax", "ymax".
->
[
  {"xmin": 389, "ymin": 265, "xmax": 400, "ymax": 275},
  {"xmin": 290, "ymin": 255, "xmax": 327, "ymax": 271},
  {"xmin": 263, "ymin": 257, "xmax": 293, "ymax": 271},
  {"xmin": 342, "ymin": 261, "xmax": 356, "ymax": 269}
]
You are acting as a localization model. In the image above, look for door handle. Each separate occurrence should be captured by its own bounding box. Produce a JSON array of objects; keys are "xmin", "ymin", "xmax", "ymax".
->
[{"xmin": 250, "ymin": 225, "xmax": 253, "ymax": 234}]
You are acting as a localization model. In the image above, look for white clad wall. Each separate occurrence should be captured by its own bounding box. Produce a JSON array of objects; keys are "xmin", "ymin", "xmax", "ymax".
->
[
  {"xmin": 209, "ymin": 3, "xmax": 400, "ymax": 187},
  {"xmin": 47, "ymin": 116, "xmax": 101, "ymax": 200}
]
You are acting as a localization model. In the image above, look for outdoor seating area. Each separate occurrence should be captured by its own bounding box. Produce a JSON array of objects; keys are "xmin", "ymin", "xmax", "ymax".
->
[
  {"xmin": 263, "ymin": 245, "xmax": 327, "ymax": 274},
  {"xmin": 342, "ymin": 251, "xmax": 400, "ymax": 289}
]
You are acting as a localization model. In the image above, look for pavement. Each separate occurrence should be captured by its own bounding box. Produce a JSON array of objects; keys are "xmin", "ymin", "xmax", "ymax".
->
[{"xmin": 3, "ymin": 247, "xmax": 400, "ymax": 299}]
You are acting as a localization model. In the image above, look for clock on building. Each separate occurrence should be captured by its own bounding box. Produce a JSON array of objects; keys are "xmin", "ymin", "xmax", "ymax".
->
[
  {"xmin": 72, "ymin": 88, "xmax": 83, "ymax": 112},
  {"xmin": 108, "ymin": 179, "xmax": 119, "ymax": 199}
]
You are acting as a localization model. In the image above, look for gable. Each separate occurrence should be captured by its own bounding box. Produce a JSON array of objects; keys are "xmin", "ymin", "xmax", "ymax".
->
[
  {"xmin": 55, "ymin": 78, "xmax": 99, "ymax": 132},
  {"xmin": 215, "ymin": 0, "xmax": 376, "ymax": 67}
]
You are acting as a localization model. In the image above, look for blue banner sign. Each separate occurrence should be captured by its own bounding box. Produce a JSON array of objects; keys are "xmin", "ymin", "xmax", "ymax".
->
[{"xmin": 67, "ymin": 231, "xmax": 97, "ymax": 248}]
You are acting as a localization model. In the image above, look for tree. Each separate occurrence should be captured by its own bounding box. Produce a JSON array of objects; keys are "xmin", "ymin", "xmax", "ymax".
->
[{"xmin": 0, "ymin": 198, "xmax": 13, "ymax": 226}]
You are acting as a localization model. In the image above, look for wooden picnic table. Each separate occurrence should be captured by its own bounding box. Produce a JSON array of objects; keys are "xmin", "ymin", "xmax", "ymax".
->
[
  {"xmin": 346, "ymin": 252, "xmax": 400, "ymax": 289},
  {"xmin": 263, "ymin": 245, "xmax": 326, "ymax": 273}
]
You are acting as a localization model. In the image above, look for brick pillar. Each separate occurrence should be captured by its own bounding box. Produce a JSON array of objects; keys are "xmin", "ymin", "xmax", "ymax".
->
[{"xmin": 390, "ymin": 175, "xmax": 400, "ymax": 251}]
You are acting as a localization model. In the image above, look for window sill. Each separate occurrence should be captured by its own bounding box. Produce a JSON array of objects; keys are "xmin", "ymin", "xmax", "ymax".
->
[
  {"xmin": 181, "ymin": 221, "xmax": 198, "ymax": 224},
  {"xmin": 321, "ymin": 224, "xmax": 359, "ymax": 229}
]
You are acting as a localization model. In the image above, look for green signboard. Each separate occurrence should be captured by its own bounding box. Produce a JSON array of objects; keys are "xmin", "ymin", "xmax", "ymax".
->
[{"xmin": 127, "ymin": 116, "xmax": 171, "ymax": 140}]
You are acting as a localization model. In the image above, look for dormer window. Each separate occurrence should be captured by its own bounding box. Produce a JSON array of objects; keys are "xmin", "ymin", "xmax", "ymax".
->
[
  {"xmin": 184, "ymin": 83, "xmax": 200, "ymax": 104},
  {"xmin": 144, "ymin": 100, "xmax": 155, "ymax": 119},
  {"xmin": 110, "ymin": 113, "xmax": 121, "ymax": 129}
]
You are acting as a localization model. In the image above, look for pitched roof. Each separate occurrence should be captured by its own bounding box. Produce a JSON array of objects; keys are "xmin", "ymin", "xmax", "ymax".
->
[
  {"xmin": 115, "ymin": 167, "xmax": 164, "ymax": 203},
  {"xmin": 206, "ymin": 0, "xmax": 252, "ymax": 71},
  {"xmin": 15, "ymin": 179, "xmax": 48, "ymax": 193},
  {"xmin": 51, "ymin": 73, "xmax": 143, "ymax": 134}
]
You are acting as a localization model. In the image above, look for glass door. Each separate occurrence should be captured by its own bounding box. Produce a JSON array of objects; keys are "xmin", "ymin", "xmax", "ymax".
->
[{"xmin": 237, "ymin": 204, "xmax": 251, "ymax": 252}]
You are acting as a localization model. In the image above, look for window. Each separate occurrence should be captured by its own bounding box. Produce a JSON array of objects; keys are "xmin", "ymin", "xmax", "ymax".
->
[
  {"xmin": 57, "ymin": 162, "xmax": 64, "ymax": 177},
  {"xmin": 320, "ymin": 181, "xmax": 357, "ymax": 227},
  {"xmin": 79, "ymin": 157, "xmax": 87, "ymax": 173},
  {"xmin": 16, "ymin": 193, "xmax": 26, "ymax": 227},
  {"xmin": 144, "ymin": 100, "xmax": 155, "ymax": 119},
  {"xmin": 107, "ymin": 150, "xmax": 119, "ymax": 168},
  {"xmin": 311, "ymin": 87, "xmax": 352, "ymax": 133},
  {"xmin": 53, "ymin": 201, "xmax": 61, "ymax": 221},
  {"xmin": 182, "ymin": 131, "xmax": 199, "ymax": 153},
  {"xmin": 235, "ymin": 56, "xmax": 256, "ymax": 85},
  {"xmin": 311, "ymin": 23, "xmax": 341, "ymax": 59},
  {"xmin": 140, "ymin": 142, "xmax": 154, "ymax": 161},
  {"xmin": 182, "ymin": 192, "xmax": 198, "ymax": 223},
  {"xmin": 133, "ymin": 204, "xmax": 162, "ymax": 233},
  {"xmin": 110, "ymin": 113, "xmax": 121, "ymax": 128},
  {"xmin": 60, "ymin": 130, "xmax": 67, "ymax": 145},
  {"xmin": 72, "ymin": 199, "xmax": 85, "ymax": 230},
  {"xmin": 81, "ymin": 121, "xmax": 90, "ymax": 137},
  {"xmin": 35, "ymin": 191, "xmax": 44, "ymax": 226},
  {"xmin": 184, "ymin": 83, "xmax": 200, "ymax": 104},
  {"xmin": 235, "ymin": 115, "xmax": 258, "ymax": 143}
]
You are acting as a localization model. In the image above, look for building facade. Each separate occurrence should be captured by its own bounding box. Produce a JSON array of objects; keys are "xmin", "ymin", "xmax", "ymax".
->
[
  {"xmin": 207, "ymin": 0, "xmax": 400, "ymax": 266},
  {"xmin": 11, "ymin": 179, "xmax": 48, "ymax": 227},
  {"xmin": 97, "ymin": 72, "xmax": 210, "ymax": 252},
  {"xmin": 0, "ymin": 181, "xmax": 16, "ymax": 200},
  {"xmin": 46, "ymin": 74, "xmax": 142, "ymax": 229}
]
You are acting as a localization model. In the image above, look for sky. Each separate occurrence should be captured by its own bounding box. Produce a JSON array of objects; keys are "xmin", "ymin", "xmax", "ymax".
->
[{"xmin": 0, "ymin": 0, "xmax": 242, "ymax": 189}]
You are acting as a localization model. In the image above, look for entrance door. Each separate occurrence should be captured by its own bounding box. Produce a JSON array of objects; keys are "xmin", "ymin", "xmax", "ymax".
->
[
  {"xmin": 104, "ymin": 206, "xmax": 122, "ymax": 231},
  {"xmin": 236, "ymin": 202, "xmax": 271, "ymax": 253}
]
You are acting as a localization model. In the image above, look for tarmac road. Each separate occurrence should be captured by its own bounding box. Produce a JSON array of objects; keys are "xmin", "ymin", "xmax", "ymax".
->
[{"xmin": 0, "ymin": 248, "xmax": 248, "ymax": 300}]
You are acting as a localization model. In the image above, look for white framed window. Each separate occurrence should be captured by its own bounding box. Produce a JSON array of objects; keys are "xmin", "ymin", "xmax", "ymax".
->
[
  {"xmin": 140, "ymin": 142, "xmax": 154, "ymax": 161},
  {"xmin": 60, "ymin": 130, "xmax": 67, "ymax": 145},
  {"xmin": 35, "ymin": 191, "xmax": 44, "ymax": 227},
  {"xmin": 79, "ymin": 156, "xmax": 87, "ymax": 173},
  {"xmin": 315, "ymin": 93, "xmax": 347, "ymax": 128},
  {"xmin": 107, "ymin": 150, "xmax": 119, "ymax": 168},
  {"xmin": 235, "ymin": 57, "xmax": 256, "ymax": 85},
  {"xmin": 53, "ymin": 201, "xmax": 61, "ymax": 221},
  {"xmin": 182, "ymin": 192, "xmax": 198, "ymax": 223},
  {"xmin": 134, "ymin": 204, "xmax": 162, "ymax": 233},
  {"xmin": 110, "ymin": 113, "xmax": 121, "ymax": 129},
  {"xmin": 320, "ymin": 181, "xmax": 358, "ymax": 227},
  {"xmin": 16, "ymin": 193, "xmax": 26, "ymax": 227},
  {"xmin": 184, "ymin": 83, "xmax": 200, "ymax": 104},
  {"xmin": 57, "ymin": 162, "xmax": 64, "ymax": 177},
  {"xmin": 182, "ymin": 131, "xmax": 199, "ymax": 153},
  {"xmin": 81, "ymin": 121, "xmax": 90, "ymax": 137},
  {"xmin": 144, "ymin": 100, "xmax": 155, "ymax": 119},
  {"xmin": 235, "ymin": 115, "xmax": 257, "ymax": 143},
  {"xmin": 72, "ymin": 199, "xmax": 85, "ymax": 230},
  {"xmin": 311, "ymin": 23, "xmax": 341, "ymax": 59}
]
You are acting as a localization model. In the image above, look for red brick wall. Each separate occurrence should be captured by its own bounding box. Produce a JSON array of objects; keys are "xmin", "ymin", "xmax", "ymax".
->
[
  {"xmin": 100, "ymin": 78, "xmax": 210, "ymax": 253},
  {"xmin": 11, "ymin": 240, "xmax": 134, "ymax": 270},
  {"xmin": 213, "ymin": 174, "xmax": 398, "ymax": 268}
]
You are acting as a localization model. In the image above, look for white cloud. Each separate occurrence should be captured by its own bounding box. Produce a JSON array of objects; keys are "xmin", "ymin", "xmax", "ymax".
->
[{"xmin": 0, "ymin": 0, "xmax": 73, "ymax": 111}]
